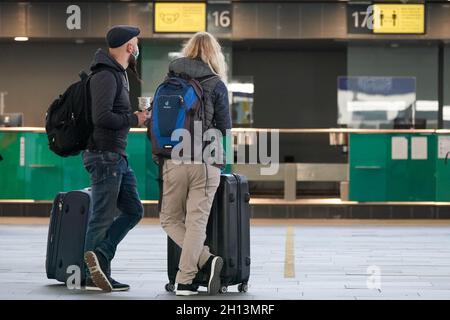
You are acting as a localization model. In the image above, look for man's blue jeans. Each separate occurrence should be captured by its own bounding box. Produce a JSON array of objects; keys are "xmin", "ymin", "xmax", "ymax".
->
[{"xmin": 82, "ymin": 150, "xmax": 143, "ymax": 271}]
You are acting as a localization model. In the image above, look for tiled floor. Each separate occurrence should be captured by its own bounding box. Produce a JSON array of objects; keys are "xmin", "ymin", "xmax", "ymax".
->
[{"xmin": 1, "ymin": 218, "xmax": 450, "ymax": 300}]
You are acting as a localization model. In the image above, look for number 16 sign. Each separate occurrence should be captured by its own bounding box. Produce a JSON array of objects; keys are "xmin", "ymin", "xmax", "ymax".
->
[{"xmin": 207, "ymin": 3, "xmax": 232, "ymax": 36}]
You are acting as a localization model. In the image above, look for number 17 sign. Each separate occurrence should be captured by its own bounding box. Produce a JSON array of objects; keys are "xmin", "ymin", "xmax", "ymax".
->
[{"xmin": 347, "ymin": 4, "xmax": 374, "ymax": 34}]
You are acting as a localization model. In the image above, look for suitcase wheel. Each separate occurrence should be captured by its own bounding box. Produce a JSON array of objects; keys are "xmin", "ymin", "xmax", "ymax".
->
[
  {"xmin": 219, "ymin": 286, "xmax": 228, "ymax": 294},
  {"xmin": 238, "ymin": 283, "xmax": 249, "ymax": 293},
  {"xmin": 165, "ymin": 282, "xmax": 175, "ymax": 292}
]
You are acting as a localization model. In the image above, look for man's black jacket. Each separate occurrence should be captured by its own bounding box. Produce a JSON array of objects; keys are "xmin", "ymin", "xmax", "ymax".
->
[{"xmin": 87, "ymin": 48, "xmax": 138, "ymax": 156}]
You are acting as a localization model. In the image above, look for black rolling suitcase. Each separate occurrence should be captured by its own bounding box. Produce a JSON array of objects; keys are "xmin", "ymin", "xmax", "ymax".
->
[
  {"xmin": 165, "ymin": 173, "xmax": 251, "ymax": 294},
  {"xmin": 46, "ymin": 189, "xmax": 92, "ymax": 284}
]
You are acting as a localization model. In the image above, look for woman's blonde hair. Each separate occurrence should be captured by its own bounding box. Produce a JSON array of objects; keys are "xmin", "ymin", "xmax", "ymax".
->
[{"xmin": 182, "ymin": 32, "xmax": 227, "ymax": 81}]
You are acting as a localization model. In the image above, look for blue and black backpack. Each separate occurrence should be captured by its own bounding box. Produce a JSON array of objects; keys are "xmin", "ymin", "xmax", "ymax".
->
[{"xmin": 148, "ymin": 72, "xmax": 216, "ymax": 159}]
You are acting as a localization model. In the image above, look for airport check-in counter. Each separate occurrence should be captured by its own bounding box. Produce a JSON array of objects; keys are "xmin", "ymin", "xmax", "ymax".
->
[
  {"xmin": 0, "ymin": 127, "xmax": 159, "ymax": 201},
  {"xmin": 2, "ymin": 128, "xmax": 450, "ymax": 203},
  {"xmin": 348, "ymin": 129, "xmax": 450, "ymax": 202},
  {"xmin": 231, "ymin": 128, "xmax": 450, "ymax": 203},
  {"xmin": 348, "ymin": 129, "xmax": 436, "ymax": 202}
]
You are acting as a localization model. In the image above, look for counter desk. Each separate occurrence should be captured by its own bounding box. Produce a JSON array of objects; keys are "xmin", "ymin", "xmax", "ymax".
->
[{"xmin": 1, "ymin": 127, "xmax": 450, "ymax": 202}]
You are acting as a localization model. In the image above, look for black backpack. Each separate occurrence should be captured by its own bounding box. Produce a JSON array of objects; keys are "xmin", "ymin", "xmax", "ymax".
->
[{"xmin": 45, "ymin": 67, "xmax": 120, "ymax": 157}]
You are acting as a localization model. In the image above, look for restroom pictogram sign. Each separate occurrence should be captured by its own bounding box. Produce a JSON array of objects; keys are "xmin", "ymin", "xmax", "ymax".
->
[{"xmin": 373, "ymin": 4, "xmax": 425, "ymax": 34}]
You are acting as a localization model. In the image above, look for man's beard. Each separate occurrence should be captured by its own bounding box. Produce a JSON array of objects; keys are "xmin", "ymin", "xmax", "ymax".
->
[{"xmin": 128, "ymin": 54, "xmax": 141, "ymax": 81}]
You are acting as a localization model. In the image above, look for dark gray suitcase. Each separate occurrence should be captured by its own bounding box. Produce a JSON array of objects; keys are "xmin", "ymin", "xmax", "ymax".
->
[
  {"xmin": 46, "ymin": 189, "xmax": 92, "ymax": 284},
  {"xmin": 165, "ymin": 173, "xmax": 251, "ymax": 293}
]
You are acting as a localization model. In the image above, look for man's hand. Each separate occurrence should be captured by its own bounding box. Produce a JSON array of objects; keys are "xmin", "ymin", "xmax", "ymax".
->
[{"xmin": 134, "ymin": 111, "xmax": 148, "ymax": 127}]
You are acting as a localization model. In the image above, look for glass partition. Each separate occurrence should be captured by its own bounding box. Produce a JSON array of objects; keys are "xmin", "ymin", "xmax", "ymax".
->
[
  {"xmin": 338, "ymin": 76, "xmax": 416, "ymax": 129},
  {"xmin": 345, "ymin": 44, "xmax": 439, "ymax": 129}
]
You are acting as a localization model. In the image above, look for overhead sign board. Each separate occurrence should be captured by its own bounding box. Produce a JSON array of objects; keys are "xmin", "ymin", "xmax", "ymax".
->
[
  {"xmin": 348, "ymin": 3, "xmax": 425, "ymax": 35},
  {"xmin": 207, "ymin": 3, "xmax": 232, "ymax": 35},
  {"xmin": 154, "ymin": 2, "xmax": 206, "ymax": 33},
  {"xmin": 373, "ymin": 4, "xmax": 425, "ymax": 34}
]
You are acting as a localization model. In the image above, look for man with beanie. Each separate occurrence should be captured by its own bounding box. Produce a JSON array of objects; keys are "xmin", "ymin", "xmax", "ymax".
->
[{"xmin": 83, "ymin": 25, "xmax": 148, "ymax": 292}]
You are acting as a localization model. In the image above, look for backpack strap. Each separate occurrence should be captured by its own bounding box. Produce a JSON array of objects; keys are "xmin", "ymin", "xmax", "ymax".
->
[
  {"xmin": 84, "ymin": 67, "xmax": 123, "ymax": 150},
  {"xmin": 157, "ymin": 155, "xmax": 165, "ymax": 213},
  {"xmin": 89, "ymin": 66, "xmax": 123, "ymax": 102},
  {"xmin": 196, "ymin": 74, "xmax": 220, "ymax": 104},
  {"xmin": 198, "ymin": 74, "xmax": 219, "ymax": 84},
  {"xmin": 168, "ymin": 70, "xmax": 219, "ymax": 84}
]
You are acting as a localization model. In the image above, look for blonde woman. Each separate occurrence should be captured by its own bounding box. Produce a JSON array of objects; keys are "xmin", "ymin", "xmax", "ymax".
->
[{"xmin": 159, "ymin": 32, "xmax": 231, "ymax": 296}]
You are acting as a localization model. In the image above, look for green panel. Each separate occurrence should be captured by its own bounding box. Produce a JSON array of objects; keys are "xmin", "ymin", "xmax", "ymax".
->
[
  {"xmin": 349, "ymin": 134, "xmax": 388, "ymax": 201},
  {"xmin": 386, "ymin": 134, "xmax": 436, "ymax": 201},
  {"xmin": 126, "ymin": 132, "xmax": 159, "ymax": 200},
  {"xmin": 0, "ymin": 131, "xmax": 162, "ymax": 200},
  {"xmin": 24, "ymin": 132, "xmax": 63, "ymax": 199},
  {"xmin": 126, "ymin": 132, "xmax": 148, "ymax": 199},
  {"xmin": 0, "ymin": 132, "xmax": 26, "ymax": 199},
  {"xmin": 145, "ymin": 138, "xmax": 160, "ymax": 200},
  {"xmin": 223, "ymin": 134, "xmax": 232, "ymax": 174},
  {"xmin": 351, "ymin": 133, "xmax": 437, "ymax": 202},
  {"xmin": 408, "ymin": 134, "xmax": 436, "ymax": 201},
  {"xmin": 386, "ymin": 134, "xmax": 410, "ymax": 201},
  {"xmin": 436, "ymin": 134, "xmax": 450, "ymax": 201},
  {"xmin": 61, "ymin": 154, "xmax": 90, "ymax": 192}
]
